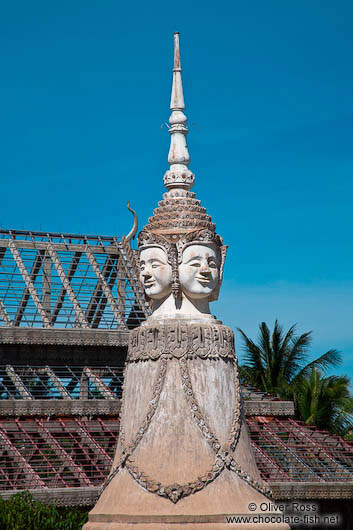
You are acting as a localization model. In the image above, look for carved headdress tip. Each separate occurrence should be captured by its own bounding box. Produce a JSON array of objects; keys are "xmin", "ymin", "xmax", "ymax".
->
[{"xmin": 125, "ymin": 202, "xmax": 138, "ymax": 242}]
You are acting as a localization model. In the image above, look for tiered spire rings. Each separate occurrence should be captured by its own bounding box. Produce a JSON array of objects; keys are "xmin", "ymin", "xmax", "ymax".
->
[{"xmin": 138, "ymin": 33, "xmax": 227, "ymax": 302}]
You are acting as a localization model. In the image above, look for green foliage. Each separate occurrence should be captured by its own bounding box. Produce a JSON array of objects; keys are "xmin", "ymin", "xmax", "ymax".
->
[
  {"xmin": 294, "ymin": 368, "xmax": 353, "ymax": 437},
  {"xmin": 345, "ymin": 432, "xmax": 353, "ymax": 442},
  {"xmin": 238, "ymin": 320, "xmax": 353, "ymax": 436},
  {"xmin": 238, "ymin": 320, "xmax": 341, "ymax": 397},
  {"xmin": 0, "ymin": 491, "xmax": 88, "ymax": 530}
]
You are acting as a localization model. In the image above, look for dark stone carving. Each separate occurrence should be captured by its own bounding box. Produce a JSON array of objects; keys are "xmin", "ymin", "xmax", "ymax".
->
[
  {"xmin": 128, "ymin": 321, "xmax": 235, "ymax": 362},
  {"xmin": 0, "ymin": 327, "xmax": 129, "ymax": 347}
]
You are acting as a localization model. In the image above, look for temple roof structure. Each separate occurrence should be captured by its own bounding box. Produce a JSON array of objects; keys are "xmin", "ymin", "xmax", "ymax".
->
[
  {"xmin": 0, "ymin": 226, "xmax": 352, "ymax": 506},
  {"xmin": 0, "ymin": 228, "xmax": 149, "ymax": 337},
  {"xmin": 0, "ymin": 33, "xmax": 352, "ymax": 514},
  {"xmin": 0, "ymin": 361, "xmax": 352, "ymax": 505}
]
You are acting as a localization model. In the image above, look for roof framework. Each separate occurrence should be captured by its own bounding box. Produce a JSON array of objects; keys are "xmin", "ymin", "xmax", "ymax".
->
[
  {"xmin": 0, "ymin": 228, "xmax": 352, "ymax": 503},
  {"xmin": 248, "ymin": 418, "xmax": 353, "ymax": 482},
  {"xmin": 0, "ymin": 366, "xmax": 351, "ymax": 494},
  {"xmin": 0, "ymin": 229, "xmax": 149, "ymax": 330},
  {"xmin": 0, "ymin": 366, "xmax": 294, "ymax": 413},
  {"xmin": 0, "ymin": 416, "xmax": 351, "ymax": 494},
  {"xmin": 0, "ymin": 365, "xmax": 125, "ymax": 400},
  {"xmin": 0, "ymin": 417, "xmax": 118, "ymax": 490}
]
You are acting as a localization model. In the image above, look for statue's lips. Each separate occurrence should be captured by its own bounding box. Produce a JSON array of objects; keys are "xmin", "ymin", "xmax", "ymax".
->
[
  {"xmin": 144, "ymin": 281, "xmax": 155, "ymax": 287},
  {"xmin": 195, "ymin": 277, "xmax": 211, "ymax": 283}
]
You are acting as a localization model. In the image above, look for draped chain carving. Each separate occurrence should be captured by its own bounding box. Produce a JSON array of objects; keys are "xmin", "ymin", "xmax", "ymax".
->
[{"xmin": 100, "ymin": 328, "xmax": 272, "ymax": 503}]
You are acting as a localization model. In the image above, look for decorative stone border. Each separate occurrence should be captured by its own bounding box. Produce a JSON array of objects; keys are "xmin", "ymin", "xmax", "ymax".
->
[
  {"xmin": 128, "ymin": 321, "xmax": 235, "ymax": 361},
  {"xmin": 1, "ymin": 481, "xmax": 352, "ymax": 507},
  {"xmin": 0, "ymin": 399, "xmax": 121, "ymax": 417},
  {"xmin": 0, "ymin": 327, "xmax": 129, "ymax": 346},
  {"xmin": 0, "ymin": 398, "xmax": 294, "ymax": 417},
  {"xmin": 244, "ymin": 400, "xmax": 294, "ymax": 417},
  {"xmin": 270, "ymin": 481, "xmax": 353, "ymax": 500},
  {"xmin": 0, "ymin": 487, "xmax": 98, "ymax": 507}
]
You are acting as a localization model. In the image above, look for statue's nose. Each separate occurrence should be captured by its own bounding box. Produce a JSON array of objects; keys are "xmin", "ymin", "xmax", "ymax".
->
[{"xmin": 199, "ymin": 264, "xmax": 211, "ymax": 274}]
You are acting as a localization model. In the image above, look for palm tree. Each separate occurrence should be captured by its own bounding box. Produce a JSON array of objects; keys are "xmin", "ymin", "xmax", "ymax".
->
[
  {"xmin": 294, "ymin": 368, "xmax": 353, "ymax": 436},
  {"xmin": 237, "ymin": 320, "xmax": 341, "ymax": 399}
]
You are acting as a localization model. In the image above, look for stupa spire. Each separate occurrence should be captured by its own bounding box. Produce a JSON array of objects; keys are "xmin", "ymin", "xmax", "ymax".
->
[
  {"xmin": 163, "ymin": 32, "xmax": 195, "ymax": 190},
  {"xmin": 84, "ymin": 34, "xmax": 281, "ymax": 530},
  {"xmin": 170, "ymin": 31, "xmax": 184, "ymax": 110}
]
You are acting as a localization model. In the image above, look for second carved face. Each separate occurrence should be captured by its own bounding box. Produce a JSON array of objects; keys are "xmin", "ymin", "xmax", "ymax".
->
[{"xmin": 178, "ymin": 243, "xmax": 219, "ymax": 300}]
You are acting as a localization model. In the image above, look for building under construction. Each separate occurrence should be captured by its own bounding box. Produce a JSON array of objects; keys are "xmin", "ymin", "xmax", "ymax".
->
[{"xmin": 0, "ymin": 227, "xmax": 352, "ymax": 524}]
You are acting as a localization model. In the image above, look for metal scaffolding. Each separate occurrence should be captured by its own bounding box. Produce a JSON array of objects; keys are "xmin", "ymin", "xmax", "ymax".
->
[
  {"xmin": 0, "ymin": 229, "xmax": 150, "ymax": 329},
  {"xmin": 0, "ymin": 229, "xmax": 352, "ymax": 503},
  {"xmin": 0, "ymin": 365, "xmax": 351, "ymax": 497},
  {"xmin": 248, "ymin": 417, "xmax": 353, "ymax": 483},
  {"xmin": 0, "ymin": 365, "xmax": 125, "ymax": 400},
  {"xmin": 0, "ymin": 416, "xmax": 351, "ymax": 493},
  {"xmin": 0, "ymin": 417, "xmax": 118, "ymax": 490}
]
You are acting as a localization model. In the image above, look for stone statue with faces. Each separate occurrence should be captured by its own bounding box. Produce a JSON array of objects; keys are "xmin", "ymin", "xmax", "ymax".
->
[
  {"xmin": 139, "ymin": 234, "xmax": 224, "ymax": 319},
  {"xmin": 84, "ymin": 31, "xmax": 279, "ymax": 528}
]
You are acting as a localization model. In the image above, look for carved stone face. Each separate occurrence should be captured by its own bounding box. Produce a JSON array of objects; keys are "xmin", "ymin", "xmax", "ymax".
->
[
  {"xmin": 178, "ymin": 243, "xmax": 219, "ymax": 300},
  {"xmin": 139, "ymin": 247, "xmax": 173, "ymax": 300}
]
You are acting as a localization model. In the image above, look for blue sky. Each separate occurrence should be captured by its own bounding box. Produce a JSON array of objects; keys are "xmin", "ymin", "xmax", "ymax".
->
[{"xmin": 1, "ymin": 1, "xmax": 352, "ymax": 379}]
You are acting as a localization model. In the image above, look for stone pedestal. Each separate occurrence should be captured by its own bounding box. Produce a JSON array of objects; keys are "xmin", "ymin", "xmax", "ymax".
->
[{"xmin": 84, "ymin": 320, "xmax": 289, "ymax": 529}]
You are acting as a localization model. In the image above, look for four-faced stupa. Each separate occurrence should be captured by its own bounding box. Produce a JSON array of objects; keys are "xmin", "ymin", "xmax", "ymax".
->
[{"xmin": 84, "ymin": 33, "xmax": 289, "ymax": 530}]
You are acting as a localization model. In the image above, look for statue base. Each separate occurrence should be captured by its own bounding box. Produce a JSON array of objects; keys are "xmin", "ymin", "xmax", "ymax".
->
[
  {"xmin": 85, "ymin": 517, "xmax": 288, "ymax": 529},
  {"xmin": 84, "ymin": 320, "xmax": 289, "ymax": 530}
]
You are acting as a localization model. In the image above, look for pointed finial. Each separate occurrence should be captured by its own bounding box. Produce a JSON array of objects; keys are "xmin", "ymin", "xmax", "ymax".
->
[
  {"xmin": 170, "ymin": 32, "xmax": 184, "ymax": 110},
  {"xmin": 125, "ymin": 203, "xmax": 138, "ymax": 243},
  {"xmin": 163, "ymin": 33, "xmax": 195, "ymax": 190}
]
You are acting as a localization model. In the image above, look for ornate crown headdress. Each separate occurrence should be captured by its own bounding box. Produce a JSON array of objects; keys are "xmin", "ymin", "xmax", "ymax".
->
[{"xmin": 138, "ymin": 33, "xmax": 227, "ymax": 301}]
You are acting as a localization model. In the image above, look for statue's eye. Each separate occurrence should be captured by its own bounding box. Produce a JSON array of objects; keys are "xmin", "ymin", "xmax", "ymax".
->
[
  {"xmin": 208, "ymin": 260, "xmax": 217, "ymax": 268},
  {"xmin": 190, "ymin": 261, "xmax": 200, "ymax": 267},
  {"xmin": 151, "ymin": 261, "xmax": 163, "ymax": 269}
]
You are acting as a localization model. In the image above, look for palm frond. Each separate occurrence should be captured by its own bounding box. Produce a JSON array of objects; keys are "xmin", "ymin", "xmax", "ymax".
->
[
  {"xmin": 271, "ymin": 319, "xmax": 284, "ymax": 355},
  {"xmin": 258, "ymin": 322, "xmax": 272, "ymax": 362},
  {"xmin": 238, "ymin": 365, "xmax": 253, "ymax": 385},
  {"xmin": 270, "ymin": 320, "xmax": 285, "ymax": 386},
  {"xmin": 282, "ymin": 331, "xmax": 312, "ymax": 382},
  {"xmin": 237, "ymin": 328, "xmax": 265, "ymax": 388},
  {"xmin": 238, "ymin": 320, "xmax": 346, "ymax": 424},
  {"xmin": 277, "ymin": 322, "xmax": 296, "ymax": 354},
  {"xmin": 292, "ymin": 349, "xmax": 342, "ymax": 384},
  {"xmin": 292, "ymin": 367, "xmax": 353, "ymax": 435}
]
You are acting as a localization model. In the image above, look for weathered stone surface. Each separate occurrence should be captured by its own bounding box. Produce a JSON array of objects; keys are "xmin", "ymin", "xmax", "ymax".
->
[
  {"xmin": 85, "ymin": 322, "xmax": 288, "ymax": 529},
  {"xmin": 0, "ymin": 487, "xmax": 98, "ymax": 506},
  {"xmin": 0, "ymin": 399, "xmax": 121, "ymax": 417},
  {"xmin": 84, "ymin": 33, "xmax": 290, "ymax": 530},
  {"xmin": 3, "ymin": 480, "xmax": 352, "ymax": 508},
  {"xmin": 0, "ymin": 396, "xmax": 294, "ymax": 417},
  {"xmin": 0, "ymin": 327, "xmax": 129, "ymax": 346},
  {"xmin": 128, "ymin": 320, "xmax": 235, "ymax": 361}
]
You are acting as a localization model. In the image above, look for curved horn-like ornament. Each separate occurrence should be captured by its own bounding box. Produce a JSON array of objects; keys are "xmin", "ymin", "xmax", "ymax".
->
[{"xmin": 125, "ymin": 202, "xmax": 138, "ymax": 242}]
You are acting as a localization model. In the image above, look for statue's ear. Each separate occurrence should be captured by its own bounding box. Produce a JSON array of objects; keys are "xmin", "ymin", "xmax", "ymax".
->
[
  {"xmin": 208, "ymin": 245, "xmax": 228, "ymax": 302},
  {"xmin": 136, "ymin": 248, "xmax": 151, "ymax": 303}
]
